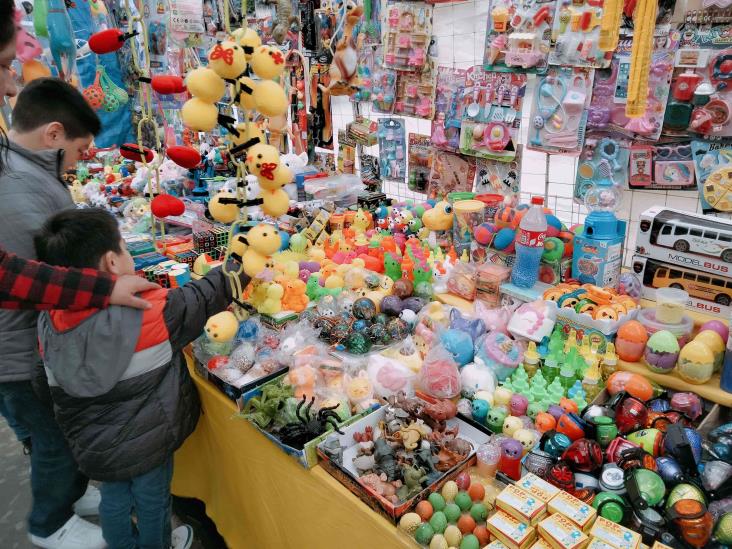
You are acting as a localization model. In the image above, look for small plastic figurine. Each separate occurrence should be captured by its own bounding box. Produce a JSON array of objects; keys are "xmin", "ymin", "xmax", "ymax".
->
[{"xmin": 499, "ymin": 439, "xmax": 523, "ymax": 480}]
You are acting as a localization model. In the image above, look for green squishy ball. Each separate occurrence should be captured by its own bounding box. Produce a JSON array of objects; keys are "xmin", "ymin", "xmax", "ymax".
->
[
  {"xmin": 460, "ymin": 534, "xmax": 480, "ymax": 549},
  {"xmin": 444, "ymin": 503, "xmax": 462, "ymax": 523},
  {"xmin": 542, "ymin": 237, "xmax": 564, "ymax": 263},
  {"xmin": 428, "ymin": 493, "xmax": 446, "ymax": 512},
  {"xmin": 470, "ymin": 502, "xmax": 488, "ymax": 522},
  {"xmin": 429, "ymin": 511, "xmax": 448, "ymax": 534},
  {"xmin": 455, "ymin": 491, "xmax": 472, "ymax": 512},
  {"xmin": 415, "ymin": 522, "xmax": 435, "ymax": 545}
]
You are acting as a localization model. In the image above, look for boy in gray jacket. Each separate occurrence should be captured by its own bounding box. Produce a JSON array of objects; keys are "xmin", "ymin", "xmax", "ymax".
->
[
  {"xmin": 35, "ymin": 208, "xmax": 250, "ymax": 549},
  {"xmin": 0, "ymin": 78, "xmax": 106, "ymax": 549}
]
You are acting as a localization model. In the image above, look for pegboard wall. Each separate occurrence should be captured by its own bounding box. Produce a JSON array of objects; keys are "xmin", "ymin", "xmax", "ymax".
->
[{"xmin": 325, "ymin": 0, "xmax": 705, "ymax": 267}]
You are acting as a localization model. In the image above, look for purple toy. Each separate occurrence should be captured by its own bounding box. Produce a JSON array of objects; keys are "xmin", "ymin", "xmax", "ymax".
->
[
  {"xmin": 509, "ymin": 394, "xmax": 529, "ymax": 417},
  {"xmin": 449, "ymin": 308, "xmax": 486, "ymax": 343},
  {"xmin": 380, "ymin": 296, "xmax": 404, "ymax": 316},
  {"xmin": 700, "ymin": 320, "xmax": 729, "ymax": 343},
  {"xmin": 670, "ymin": 392, "xmax": 703, "ymax": 421},
  {"xmin": 547, "ymin": 404, "xmax": 564, "ymax": 422},
  {"xmin": 402, "ymin": 296, "xmax": 427, "ymax": 313},
  {"xmin": 498, "ymin": 438, "xmax": 523, "ymax": 480}
]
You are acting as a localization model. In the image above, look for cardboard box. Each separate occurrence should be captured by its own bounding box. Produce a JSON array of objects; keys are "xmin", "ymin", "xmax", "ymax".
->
[
  {"xmin": 636, "ymin": 206, "xmax": 732, "ymax": 278},
  {"xmin": 316, "ymin": 406, "xmax": 489, "ymax": 523},
  {"xmin": 496, "ymin": 484, "xmax": 548, "ymax": 525},
  {"xmin": 537, "ymin": 513, "xmax": 589, "ymax": 549},
  {"xmin": 487, "ymin": 511, "xmax": 537, "ymax": 549},
  {"xmin": 588, "ymin": 517, "xmax": 641, "ymax": 549},
  {"xmin": 650, "ymin": 542, "xmax": 674, "ymax": 549},
  {"xmin": 486, "ymin": 541, "xmax": 511, "ymax": 549},
  {"xmin": 530, "ymin": 539, "xmax": 554, "ymax": 549},
  {"xmin": 548, "ymin": 491, "xmax": 597, "ymax": 531},
  {"xmin": 587, "ymin": 539, "xmax": 617, "ymax": 549},
  {"xmin": 631, "ymin": 254, "xmax": 731, "ymax": 318},
  {"xmin": 241, "ymin": 374, "xmax": 377, "ymax": 469},
  {"xmin": 516, "ymin": 474, "xmax": 561, "ymax": 503}
]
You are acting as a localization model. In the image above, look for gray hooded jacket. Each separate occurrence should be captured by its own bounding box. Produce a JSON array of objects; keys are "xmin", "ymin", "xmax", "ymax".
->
[{"xmin": 0, "ymin": 140, "xmax": 74, "ymax": 382}]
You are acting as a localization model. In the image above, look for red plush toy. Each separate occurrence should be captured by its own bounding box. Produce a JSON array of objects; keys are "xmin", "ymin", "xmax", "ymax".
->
[
  {"xmin": 167, "ymin": 146, "xmax": 201, "ymax": 169},
  {"xmin": 120, "ymin": 144, "xmax": 154, "ymax": 163},
  {"xmin": 151, "ymin": 194, "xmax": 185, "ymax": 218},
  {"xmin": 88, "ymin": 28, "xmax": 138, "ymax": 54}
]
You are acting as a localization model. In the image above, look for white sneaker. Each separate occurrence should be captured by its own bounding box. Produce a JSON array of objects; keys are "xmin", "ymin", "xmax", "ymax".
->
[
  {"xmin": 171, "ymin": 524, "xmax": 194, "ymax": 549},
  {"xmin": 29, "ymin": 514, "xmax": 105, "ymax": 549},
  {"xmin": 73, "ymin": 485, "xmax": 101, "ymax": 517}
]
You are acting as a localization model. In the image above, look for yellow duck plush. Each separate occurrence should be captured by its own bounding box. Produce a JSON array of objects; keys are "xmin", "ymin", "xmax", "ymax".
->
[{"xmin": 259, "ymin": 283, "xmax": 284, "ymax": 315}]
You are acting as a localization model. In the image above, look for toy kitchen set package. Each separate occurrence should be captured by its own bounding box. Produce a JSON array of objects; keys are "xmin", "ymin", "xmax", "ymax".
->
[{"xmin": 632, "ymin": 206, "xmax": 732, "ymax": 317}]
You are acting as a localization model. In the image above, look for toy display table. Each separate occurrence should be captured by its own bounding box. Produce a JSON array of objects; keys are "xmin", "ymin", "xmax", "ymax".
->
[{"xmin": 171, "ymin": 354, "xmax": 412, "ymax": 549}]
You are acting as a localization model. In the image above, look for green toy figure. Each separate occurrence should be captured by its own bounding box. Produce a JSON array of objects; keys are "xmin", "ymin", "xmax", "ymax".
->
[
  {"xmin": 486, "ymin": 406, "xmax": 508, "ymax": 434},
  {"xmin": 306, "ymin": 273, "xmax": 342, "ymax": 301},
  {"xmin": 384, "ymin": 252, "xmax": 403, "ymax": 281}
]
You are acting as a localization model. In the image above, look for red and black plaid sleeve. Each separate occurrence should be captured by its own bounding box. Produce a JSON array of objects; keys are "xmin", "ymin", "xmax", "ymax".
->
[{"xmin": 0, "ymin": 247, "xmax": 115, "ymax": 310}]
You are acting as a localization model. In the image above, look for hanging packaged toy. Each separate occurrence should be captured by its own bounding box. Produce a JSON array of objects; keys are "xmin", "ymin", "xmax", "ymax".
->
[
  {"xmin": 665, "ymin": 27, "xmax": 732, "ymax": 138},
  {"xmin": 474, "ymin": 147, "xmax": 522, "ymax": 205},
  {"xmin": 428, "ymin": 150, "xmax": 476, "ymax": 198},
  {"xmin": 359, "ymin": 0, "xmax": 382, "ymax": 46},
  {"xmin": 628, "ymin": 141, "xmax": 696, "ymax": 191},
  {"xmin": 394, "ymin": 68, "xmax": 437, "ymax": 120},
  {"xmin": 378, "ymin": 118, "xmax": 407, "ymax": 182},
  {"xmin": 337, "ymin": 130, "xmax": 356, "ymax": 174},
  {"xmin": 432, "ymin": 67, "xmax": 468, "ymax": 152},
  {"xmin": 383, "ymin": 3, "xmax": 433, "ymax": 72},
  {"xmin": 459, "ymin": 67, "xmax": 527, "ymax": 161},
  {"xmin": 483, "ymin": 0, "xmax": 555, "ymax": 73},
  {"xmin": 574, "ymin": 134, "xmax": 630, "ymax": 203},
  {"xmin": 528, "ymin": 66, "xmax": 593, "ymax": 155},
  {"xmin": 548, "ymin": 0, "xmax": 622, "ymax": 69},
  {"xmin": 691, "ymin": 140, "xmax": 732, "ymax": 213},
  {"xmin": 354, "ymin": 48, "xmax": 397, "ymax": 113},
  {"xmin": 408, "ymin": 134, "xmax": 432, "ymax": 193}
]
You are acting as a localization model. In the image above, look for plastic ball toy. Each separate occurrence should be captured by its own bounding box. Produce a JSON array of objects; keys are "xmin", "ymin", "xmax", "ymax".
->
[
  {"xmin": 615, "ymin": 320, "xmax": 648, "ymax": 362},
  {"xmin": 677, "ymin": 340, "xmax": 715, "ymax": 384},
  {"xmin": 386, "ymin": 318, "xmax": 409, "ymax": 341},
  {"xmin": 474, "ymin": 223, "xmax": 497, "ymax": 246},
  {"xmin": 493, "ymin": 227, "xmax": 516, "ymax": 252},
  {"xmin": 352, "ymin": 297, "xmax": 377, "ymax": 320},
  {"xmin": 494, "ymin": 206, "xmax": 516, "ymax": 228},
  {"xmin": 344, "ymin": 332, "xmax": 372, "ymax": 354},
  {"xmin": 699, "ymin": 319, "xmax": 729, "ymax": 342},
  {"xmin": 557, "ymin": 230, "xmax": 575, "ymax": 257},
  {"xmin": 542, "ymin": 237, "xmax": 564, "ymax": 262}
]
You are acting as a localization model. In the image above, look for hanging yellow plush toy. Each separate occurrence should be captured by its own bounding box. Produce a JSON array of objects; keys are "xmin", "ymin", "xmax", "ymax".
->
[
  {"xmin": 185, "ymin": 68, "xmax": 225, "ymax": 103},
  {"xmin": 232, "ymin": 27, "xmax": 262, "ymax": 59},
  {"xmin": 250, "ymin": 45, "xmax": 287, "ymax": 80},
  {"xmin": 208, "ymin": 190, "xmax": 241, "ymax": 223},
  {"xmin": 207, "ymin": 41, "xmax": 247, "ymax": 80},
  {"xmin": 229, "ymin": 223, "xmax": 282, "ymax": 278},
  {"xmin": 253, "ymin": 80, "xmax": 288, "ymax": 117},
  {"xmin": 181, "ymin": 98, "xmax": 219, "ymax": 132}
]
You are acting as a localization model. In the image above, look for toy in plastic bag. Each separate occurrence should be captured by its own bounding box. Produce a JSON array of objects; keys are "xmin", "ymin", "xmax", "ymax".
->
[
  {"xmin": 344, "ymin": 370, "xmax": 379, "ymax": 411},
  {"xmin": 447, "ymin": 260, "xmax": 478, "ymax": 301},
  {"xmin": 474, "ymin": 331, "xmax": 524, "ymax": 381},
  {"xmin": 507, "ymin": 299, "xmax": 557, "ymax": 342},
  {"xmin": 419, "ymin": 344, "xmax": 461, "ymax": 399},
  {"xmin": 460, "ymin": 361, "xmax": 498, "ymax": 398},
  {"xmin": 367, "ymin": 354, "xmax": 416, "ymax": 399},
  {"xmin": 474, "ymin": 300, "xmax": 511, "ymax": 335},
  {"xmin": 381, "ymin": 336, "xmax": 423, "ymax": 373}
]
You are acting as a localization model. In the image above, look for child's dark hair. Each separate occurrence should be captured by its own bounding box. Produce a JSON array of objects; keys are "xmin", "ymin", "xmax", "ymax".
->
[
  {"xmin": 12, "ymin": 78, "xmax": 101, "ymax": 138},
  {"xmin": 35, "ymin": 208, "xmax": 122, "ymax": 269}
]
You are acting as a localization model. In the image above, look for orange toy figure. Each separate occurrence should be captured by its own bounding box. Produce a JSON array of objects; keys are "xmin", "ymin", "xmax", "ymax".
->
[
  {"xmin": 559, "ymin": 397, "xmax": 579, "ymax": 415},
  {"xmin": 401, "ymin": 254, "xmax": 415, "ymax": 282},
  {"xmin": 535, "ymin": 412, "xmax": 556, "ymax": 433},
  {"xmin": 358, "ymin": 254, "xmax": 383, "ymax": 273},
  {"xmin": 381, "ymin": 236, "xmax": 399, "ymax": 255},
  {"xmin": 282, "ymin": 279, "xmax": 309, "ymax": 312},
  {"xmin": 285, "ymin": 365, "xmax": 316, "ymax": 400}
]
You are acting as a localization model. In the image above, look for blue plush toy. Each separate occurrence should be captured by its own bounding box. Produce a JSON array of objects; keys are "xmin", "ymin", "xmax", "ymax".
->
[
  {"xmin": 439, "ymin": 328, "xmax": 474, "ymax": 367},
  {"xmin": 449, "ymin": 308, "xmax": 486, "ymax": 343}
]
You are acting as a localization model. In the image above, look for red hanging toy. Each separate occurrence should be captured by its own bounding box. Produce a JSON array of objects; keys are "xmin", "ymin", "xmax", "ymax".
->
[{"xmin": 88, "ymin": 29, "xmax": 139, "ymax": 55}]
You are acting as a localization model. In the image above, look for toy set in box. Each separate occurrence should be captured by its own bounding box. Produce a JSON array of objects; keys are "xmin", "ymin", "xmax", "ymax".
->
[
  {"xmin": 635, "ymin": 206, "xmax": 732, "ymax": 277},
  {"xmin": 315, "ymin": 405, "xmax": 490, "ymax": 523},
  {"xmin": 241, "ymin": 373, "xmax": 377, "ymax": 469},
  {"xmin": 631, "ymin": 254, "xmax": 732, "ymax": 318}
]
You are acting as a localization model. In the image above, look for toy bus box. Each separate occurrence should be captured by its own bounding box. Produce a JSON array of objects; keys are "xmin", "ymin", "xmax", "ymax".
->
[
  {"xmin": 316, "ymin": 404, "xmax": 490, "ymax": 523},
  {"xmin": 636, "ymin": 206, "xmax": 732, "ymax": 278},
  {"xmin": 631, "ymin": 254, "xmax": 732, "ymax": 318}
]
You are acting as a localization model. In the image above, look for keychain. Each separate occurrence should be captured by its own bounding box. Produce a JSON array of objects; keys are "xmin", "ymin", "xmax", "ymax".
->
[{"xmin": 377, "ymin": 118, "xmax": 407, "ymax": 182}]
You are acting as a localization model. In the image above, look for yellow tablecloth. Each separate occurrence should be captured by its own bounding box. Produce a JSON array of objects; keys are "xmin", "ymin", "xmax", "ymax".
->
[{"xmin": 171, "ymin": 358, "xmax": 412, "ymax": 549}]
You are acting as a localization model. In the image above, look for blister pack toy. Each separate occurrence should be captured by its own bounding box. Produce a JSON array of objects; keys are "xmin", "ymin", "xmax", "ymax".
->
[
  {"xmin": 483, "ymin": 0, "xmax": 555, "ymax": 74},
  {"xmin": 574, "ymin": 134, "xmax": 630, "ymax": 203},
  {"xmin": 394, "ymin": 67, "xmax": 437, "ymax": 119},
  {"xmin": 407, "ymin": 133, "xmax": 432, "ymax": 193},
  {"xmin": 358, "ymin": 0, "xmax": 382, "ymax": 46},
  {"xmin": 383, "ymin": 3, "xmax": 433, "ymax": 72},
  {"xmin": 378, "ymin": 118, "xmax": 407, "ymax": 182},
  {"xmin": 428, "ymin": 150, "xmax": 477, "ymax": 198},
  {"xmin": 459, "ymin": 67, "xmax": 527, "ymax": 161},
  {"xmin": 548, "ymin": 0, "xmax": 622, "ymax": 69},
  {"xmin": 588, "ymin": 37, "xmax": 676, "ymax": 141},
  {"xmin": 691, "ymin": 140, "xmax": 732, "ymax": 213},
  {"xmin": 665, "ymin": 27, "xmax": 732, "ymax": 138},
  {"xmin": 474, "ymin": 147, "xmax": 522, "ymax": 205},
  {"xmin": 528, "ymin": 66, "xmax": 593, "ymax": 155},
  {"xmin": 628, "ymin": 141, "xmax": 696, "ymax": 191},
  {"xmin": 337, "ymin": 130, "xmax": 356, "ymax": 174},
  {"xmin": 432, "ymin": 67, "xmax": 468, "ymax": 153},
  {"xmin": 360, "ymin": 153, "xmax": 381, "ymax": 188}
]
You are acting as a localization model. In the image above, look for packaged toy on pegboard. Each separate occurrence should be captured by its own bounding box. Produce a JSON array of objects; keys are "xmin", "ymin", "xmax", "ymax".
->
[
  {"xmin": 432, "ymin": 67, "xmax": 468, "ymax": 153},
  {"xmin": 474, "ymin": 146, "xmax": 522, "ymax": 206},
  {"xmin": 628, "ymin": 140, "xmax": 696, "ymax": 191},
  {"xmin": 574, "ymin": 134, "xmax": 630, "ymax": 204},
  {"xmin": 692, "ymin": 140, "xmax": 732, "ymax": 213}
]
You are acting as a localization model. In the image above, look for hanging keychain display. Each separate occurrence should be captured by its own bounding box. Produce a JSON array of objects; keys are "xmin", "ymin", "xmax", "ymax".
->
[{"xmin": 377, "ymin": 118, "xmax": 407, "ymax": 182}]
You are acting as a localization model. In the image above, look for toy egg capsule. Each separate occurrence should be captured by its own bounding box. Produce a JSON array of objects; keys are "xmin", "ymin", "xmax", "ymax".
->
[
  {"xmin": 254, "ymin": 80, "xmax": 288, "ymax": 117},
  {"xmin": 677, "ymin": 340, "xmax": 715, "ymax": 384},
  {"xmin": 250, "ymin": 45, "xmax": 286, "ymax": 80},
  {"xmin": 181, "ymin": 98, "xmax": 218, "ymax": 132},
  {"xmin": 207, "ymin": 41, "xmax": 247, "ymax": 80},
  {"xmin": 185, "ymin": 67, "xmax": 225, "ymax": 103}
]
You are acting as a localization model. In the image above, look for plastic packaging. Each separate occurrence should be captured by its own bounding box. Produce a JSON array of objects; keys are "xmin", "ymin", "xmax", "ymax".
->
[
  {"xmin": 511, "ymin": 196, "xmax": 547, "ymax": 287},
  {"xmin": 637, "ymin": 308, "xmax": 694, "ymax": 346},
  {"xmin": 655, "ymin": 287, "xmax": 689, "ymax": 324},
  {"xmin": 367, "ymin": 354, "xmax": 416, "ymax": 398},
  {"xmin": 476, "ymin": 442, "xmax": 501, "ymax": 478},
  {"xmin": 419, "ymin": 344, "xmax": 461, "ymax": 398}
]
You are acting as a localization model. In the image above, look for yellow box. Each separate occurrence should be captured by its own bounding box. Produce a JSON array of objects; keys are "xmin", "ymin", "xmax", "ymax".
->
[
  {"xmin": 497, "ymin": 484, "xmax": 548, "ymax": 526},
  {"xmin": 486, "ymin": 510, "xmax": 537, "ymax": 549},
  {"xmin": 587, "ymin": 539, "xmax": 618, "ymax": 549},
  {"xmin": 517, "ymin": 473, "xmax": 561, "ymax": 503},
  {"xmin": 537, "ymin": 513, "xmax": 589, "ymax": 549},
  {"xmin": 588, "ymin": 517, "xmax": 641, "ymax": 549},
  {"xmin": 530, "ymin": 539, "xmax": 554, "ymax": 549},
  {"xmin": 548, "ymin": 491, "xmax": 597, "ymax": 531},
  {"xmin": 486, "ymin": 541, "xmax": 511, "ymax": 549},
  {"xmin": 651, "ymin": 543, "xmax": 673, "ymax": 549}
]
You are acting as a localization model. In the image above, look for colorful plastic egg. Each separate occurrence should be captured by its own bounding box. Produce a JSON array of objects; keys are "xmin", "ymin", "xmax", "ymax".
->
[
  {"xmin": 626, "ymin": 428, "xmax": 664, "ymax": 456},
  {"xmin": 693, "ymin": 330, "xmax": 725, "ymax": 372},
  {"xmin": 677, "ymin": 340, "xmax": 715, "ymax": 384},
  {"xmin": 615, "ymin": 320, "xmax": 649, "ymax": 362},
  {"xmin": 455, "ymin": 491, "xmax": 473, "ymax": 512},
  {"xmin": 606, "ymin": 371, "xmax": 654, "ymax": 401},
  {"xmin": 430, "ymin": 511, "xmax": 448, "ymax": 534},
  {"xmin": 429, "ymin": 493, "xmax": 447, "ymax": 512},
  {"xmin": 444, "ymin": 525, "xmax": 462, "ymax": 547},
  {"xmin": 399, "ymin": 512, "xmax": 422, "ymax": 534},
  {"xmin": 457, "ymin": 514, "xmax": 476, "ymax": 534},
  {"xmin": 644, "ymin": 330, "xmax": 680, "ymax": 373},
  {"xmin": 700, "ymin": 319, "xmax": 729, "ymax": 342},
  {"xmin": 468, "ymin": 483, "xmax": 485, "ymax": 502},
  {"xmin": 441, "ymin": 481, "xmax": 459, "ymax": 503},
  {"xmin": 416, "ymin": 500, "xmax": 434, "ymax": 521},
  {"xmin": 455, "ymin": 471, "xmax": 471, "ymax": 491},
  {"xmin": 430, "ymin": 534, "xmax": 449, "ymax": 549},
  {"xmin": 415, "ymin": 522, "xmax": 436, "ymax": 545},
  {"xmin": 444, "ymin": 503, "xmax": 461, "ymax": 523},
  {"xmin": 666, "ymin": 483, "xmax": 707, "ymax": 510},
  {"xmin": 460, "ymin": 533, "xmax": 480, "ymax": 549}
]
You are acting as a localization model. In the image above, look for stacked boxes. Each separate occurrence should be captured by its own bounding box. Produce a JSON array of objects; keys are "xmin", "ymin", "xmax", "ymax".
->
[
  {"xmin": 587, "ymin": 517, "xmax": 640, "ymax": 549},
  {"xmin": 536, "ymin": 513, "xmax": 588, "ymax": 549},
  {"xmin": 486, "ymin": 510, "xmax": 537, "ymax": 549},
  {"xmin": 547, "ymin": 491, "xmax": 596, "ymax": 532},
  {"xmin": 496, "ymin": 484, "xmax": 548, "ymax": 526}
]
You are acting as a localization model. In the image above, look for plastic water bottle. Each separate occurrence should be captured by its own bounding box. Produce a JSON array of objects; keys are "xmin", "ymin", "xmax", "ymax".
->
[{"xmin": 511, "ymin": 196, "xmax": 547, "ymax": 288}]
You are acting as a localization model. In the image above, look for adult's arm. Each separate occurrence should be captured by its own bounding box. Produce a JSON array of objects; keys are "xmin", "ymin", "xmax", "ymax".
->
[{"xmin": 0, "ymin": 247, "xmax": 159, "ymax": 310}]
